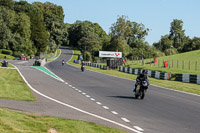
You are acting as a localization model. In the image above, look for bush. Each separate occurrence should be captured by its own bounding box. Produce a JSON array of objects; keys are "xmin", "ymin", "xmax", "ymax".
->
[
  {"xmin": 1, "ymin": 49, "xmax": 13, "ymax": 55},
  {"xmin": 0, "ymin": 49, "xmax": 2, "ymax": 53},
  {"xmin": 13, "ymin": 51, "xmax": 22, "ymax": 57},
  {"xmin": 164, "ymin": 48, "xmax": 178, "ymax": 56},
  {"xmin": 84, "ymin": 51, "xmax": 92, "ymax": 61}
]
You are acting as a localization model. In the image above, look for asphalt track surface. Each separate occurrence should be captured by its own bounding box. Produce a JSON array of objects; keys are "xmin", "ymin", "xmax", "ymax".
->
[{"xmin": 46, "ymin": 48, "xmax": 200, "ymax": 133}]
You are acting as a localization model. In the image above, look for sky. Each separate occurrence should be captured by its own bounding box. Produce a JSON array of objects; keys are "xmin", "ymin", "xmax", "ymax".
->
[{"xmin": 25, "ymin": 0, "xmax": 200, "ymax": 45}]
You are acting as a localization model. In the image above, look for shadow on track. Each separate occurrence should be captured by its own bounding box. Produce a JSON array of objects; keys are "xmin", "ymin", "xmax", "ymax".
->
[{"xmin": 108, "ymin": 96, "xmax": 137, "ymax": 99}]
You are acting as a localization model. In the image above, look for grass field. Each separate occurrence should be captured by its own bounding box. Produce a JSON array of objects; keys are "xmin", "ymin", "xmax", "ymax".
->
[
  {"xmin": 0, "ymin": 68, "xmax": 36, "ymax": 101},
  {"xmin": 0, "ymin": 108, "xmax": 126, "ymax": 133},
  {"xmin": 68, "ymin": 48, "xmax": 200, "ymax": 95},
  {"xmin": 0, "ymin": 53, "xmax": 15, "ymax": 60},
  {"xmin": 126, "ymin": 50, "xmax": 200, "ymax": 74}
]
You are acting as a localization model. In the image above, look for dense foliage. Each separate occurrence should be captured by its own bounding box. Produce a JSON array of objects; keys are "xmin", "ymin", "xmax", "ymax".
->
[
  {"xmin": 106, "ymin": 16, "xmax": 163, "ymax": 58},
  {"xmin": 0, "ymin": 0, "xmax": 66, "ymax": 56},
  {"xmin": 68, "ymin": 21, "xmax": 109, "ymax": 61}
]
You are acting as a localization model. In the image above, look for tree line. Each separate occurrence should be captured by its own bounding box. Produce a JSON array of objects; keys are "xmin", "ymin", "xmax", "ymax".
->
[
  {"xmin": 68, "ymin": 16, "xmax": 164, "ymax": 61},
  {"xmin": 0, "ymin": 0, "xmax": 66, "ymax": 57},
  {"xmin": 0, "ymin": 0, "xmax": 199, "ymax": 61},
  {"xmin": 153, "ymin": 19, "xmax": 200, "ymax": 55}
]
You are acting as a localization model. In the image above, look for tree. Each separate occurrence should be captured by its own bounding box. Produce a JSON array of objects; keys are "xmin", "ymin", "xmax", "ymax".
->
[
  {"xmin": 110, "ymin": 15, "xmax": 132, "ymax": 41},
  {"xmin": 31, "ymin": 14, "xmax": 49, "ymax": 55},
  {"xmin": 0, "ymin": 0, "xmax": 14, "ymax": 9},
  {"xmin": 183, "ymin": 37, "xmax": 200, "ymax": 52},
  {"xmin": 169, "ymin": 19, "xmax": 186, "ymax": 52},
  {"xmin": 68, "ymin": 21, "xmax": 108, "ymax": 49},
  {"xmin": 78, "ymin": 32, "xmax": 101, "ymax": 61},
  {"xmin": 153, "ymin": 35, "xmax": 174, "ymax": 52},
  {"xmin": 33, "ymin": 2, "xmax": 66, "ymax": 52},
  {"xmin": 109, "ymin": 16, "xmax": 150, "ymax": 57},
  {"xmin": 14, "ymin": 1, "xmax": 49, "ymax": 55}
]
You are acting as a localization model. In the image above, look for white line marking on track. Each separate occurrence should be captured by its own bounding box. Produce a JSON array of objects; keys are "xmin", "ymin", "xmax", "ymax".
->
[
  {"xmin": 75, "ymin": 89, "xmax": 78, "ymax": 91},
  {"xmin": 96, "ymin": 102, "xmax": 102, "ymax": 105},
  {"xmin": 65, "ymin": 82, "xmax": 68, "ymax": 84},
  {"xmin": 111, "ymin": 111, "xmax": 118, "ymax": 115},
  {"xmin": 121, "ymin": 118, "xmax": 130, "ymax": 123},
  {"xmin": 86, "ymin": 95, "xmax": 90, "ymax": 98},
  {"xmin": 78, "ymin": 90, "xmax": 82, "ymax": 92},
  {"xmin": 82, "ymin": 93, "xmax": 86, "ymax": 95},
  {"xmin": 133, "ymin": 126, "xmax": 144, "ymax": 132},
  {"xmin": 14, "ymin": 65, "xmax": 142, "ymax": 133},
  {"xmin": 90, "ymin": 98, "xmax": 95, "ymax": 101},
  {"xmin": 103, "ymin": 106, "xmax": 109, "ymax": 109},
  {"xmin": 72, "ymin": 87, "xmax": 75, "ymax": 89},
  {"xmin": 69, "ymin": 85, "xmax": 72, "ymax": 87}
]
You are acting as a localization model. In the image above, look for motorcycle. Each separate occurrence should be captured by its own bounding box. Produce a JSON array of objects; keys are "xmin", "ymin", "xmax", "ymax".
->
[
  {"xmin": 134, "ymin": 79, "xmax": 148, "ymax": 99},
  {"xmin": 81, "ymin": 65, "xmax": 85, "ymax": 72}
]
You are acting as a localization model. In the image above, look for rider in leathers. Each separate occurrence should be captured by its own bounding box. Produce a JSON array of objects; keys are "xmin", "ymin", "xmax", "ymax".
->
[{"xmin": 133, "ymin": 70, "xmax": 149, "ymax": 92}]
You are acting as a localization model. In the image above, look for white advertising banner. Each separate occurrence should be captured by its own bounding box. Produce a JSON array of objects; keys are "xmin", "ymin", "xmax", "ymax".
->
[{"xmin": 99, "ymin": 51, "xmax": 122, "ymax": 58}]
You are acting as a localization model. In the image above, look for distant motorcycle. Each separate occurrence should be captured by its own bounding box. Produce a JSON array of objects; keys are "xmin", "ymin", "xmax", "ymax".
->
[
  {"xmin": 81, "ymin": 65, "xmax": 85, "ymax": 72},
  {"xmin": 134, "ymin": 79, "xmax": 148, "ymax": 99},
  {"xmin": 62, "ymin": 60, "xmax": 65, "ymax": 66}
]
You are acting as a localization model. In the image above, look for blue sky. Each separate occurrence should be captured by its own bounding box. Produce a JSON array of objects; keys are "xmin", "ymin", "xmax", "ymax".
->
[{"xmin": 25, "ymin": 0, "xmax": 200, "ymax": 45}]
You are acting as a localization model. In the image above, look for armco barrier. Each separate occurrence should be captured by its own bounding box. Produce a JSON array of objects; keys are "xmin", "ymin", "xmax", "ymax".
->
[
  {"xmin": 84, "ymin": 63, "xmax": 199, "ymax": 84},
  {"xmin": 85, "ymin": 62, "xmax": 108, "ymax": 70},
  {"xmin": 119, "ymin": 66, "xmax": 171, "ymax": 80},
  {"xmin": 175, "ymin": 74, "xmax": 200, "ymax": 84}
]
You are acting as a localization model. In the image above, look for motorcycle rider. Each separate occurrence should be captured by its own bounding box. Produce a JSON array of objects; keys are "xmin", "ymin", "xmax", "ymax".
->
[
  {"xmin": 62, "ymin": 60, "xmax": 65, "ymax": 65},
  {"xmin": 81, "ymin": 61, "xmax": 85, "ymax": 71},
  {"xmin": 133, "ymin": 70, "xmax": 149, "ymax": 92}
]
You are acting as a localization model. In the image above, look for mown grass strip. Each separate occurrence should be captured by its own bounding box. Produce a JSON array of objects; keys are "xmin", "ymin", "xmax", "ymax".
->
[
  {"xmin": 0, "ymin": 68, "xmax": 36, "ymax": 101},
  {"xmin": 0, "ymin": 53, "xmax": 15, "ymax": 60},
  {"xmin": 47, "ymin": 49, "xmax": 61, "ymax": 62},
  {"xmin": 68, "ymin": 48, "xmax": 200, "ymax": 95},
  {"xmin": 0, "ymin": 108, "xmax": 126, "ymax": 133}
]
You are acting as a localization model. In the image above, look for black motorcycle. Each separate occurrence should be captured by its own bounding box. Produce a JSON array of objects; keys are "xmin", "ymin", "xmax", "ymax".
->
[
  {"xmin": 81, "ymin": 66, "xmax": 85, "ymax": 72},
  {"xmin": 135, "ymin": 79, "xmax": 148, "ymax": 99}
]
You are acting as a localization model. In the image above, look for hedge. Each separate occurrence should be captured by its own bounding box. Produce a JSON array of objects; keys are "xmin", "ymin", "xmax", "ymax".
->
[{"xmin": 1, "ymin": 49, "xmax": 13, "ymax": 55}]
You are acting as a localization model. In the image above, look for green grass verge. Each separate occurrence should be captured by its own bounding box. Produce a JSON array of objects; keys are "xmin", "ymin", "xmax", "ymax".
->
[
  {"xmin": 0, "ymin": 108, "xmax": 126, "ymax": 133},
  {"xmin": 0, "ymin": 68, "xmax": 36, "ymax": 101},
  {"xmin": 47, "ymin": 49, "xmax": 61, "ymax": 62},
  {"xmin": 0, "ymin": 53, "xmax": 15, "ymax": 60},
  {"xmin": 126, "ymin": 50, "xmax": 200, "ymax": 74},
  {"xmin": 68, "ymin": 48, "xmax": 200, "ymax": 95}
]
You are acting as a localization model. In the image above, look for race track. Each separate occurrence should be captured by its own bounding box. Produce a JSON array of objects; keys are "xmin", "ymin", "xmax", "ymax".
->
[{"xmin": 46, "ymin": 48, "xmax": 200, "ymax": 133}]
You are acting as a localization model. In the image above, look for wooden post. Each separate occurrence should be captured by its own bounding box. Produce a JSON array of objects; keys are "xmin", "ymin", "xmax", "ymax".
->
[
  {"xmin": 150, "ymin": 59, "xmax": 152, "ymax": 67},
  {"xmin": 163, "ymin": 60, "xmax": 164, "ymax": 68},
  {"xmin": 189, "ymin": 61, "xmax": 190, "ymax": 70},
  {"xmin": 177, "ymin": 60, "xmax": 178, "ymax": 69},
  {"xmin": 195, "ymin": 61, "xmax": 197, "ymax": 71}
]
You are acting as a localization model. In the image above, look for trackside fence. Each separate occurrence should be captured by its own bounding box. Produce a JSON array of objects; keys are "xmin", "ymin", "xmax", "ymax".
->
[
  {"xmin": 175, "ymin": 74, "xmax": 200, "ymax": 84},
  {"xmin": 119, "ymin": 66, "xmax": 171, "ymax": 80},
  {"xmin": 85, "ymin": 62, "xmax": 200, "ymax": 85}
]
